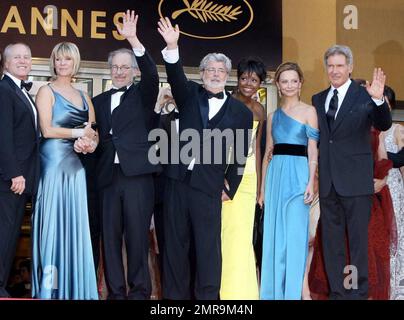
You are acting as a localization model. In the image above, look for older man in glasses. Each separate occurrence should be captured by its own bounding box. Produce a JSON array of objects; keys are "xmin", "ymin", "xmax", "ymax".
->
[
  {"xmin": 82, "ymin": 10, "xmax": 160, "ymax": 300},
  {"xmin": 157, "ymin": 17, "xmax": 252, "ymax": 300}
]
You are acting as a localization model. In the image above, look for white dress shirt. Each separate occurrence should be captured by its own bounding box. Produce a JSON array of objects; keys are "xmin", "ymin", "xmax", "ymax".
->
[
  {"xmin": 325, "ymin": 78, "xmax": 384, "ymax": 119},
  {"xmin": 6, "ymin": 72, "xmax": 37, "ymax": 128},
  {"xmin": 161, "ymin": 47, "xmax": 227, "ymax": 170},
  {"xmin": 112, "ymin": 46, "xmax": 145, "ymax": 164}
]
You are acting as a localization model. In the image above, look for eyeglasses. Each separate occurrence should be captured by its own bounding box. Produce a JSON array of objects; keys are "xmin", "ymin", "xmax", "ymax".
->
[
  {"xmin": 205, "ymin": 68, "xmax": 227, "ymax": 75},
  {"xmin": 111, "ymin": 65, "xmax": 132, "ymax": 73}
]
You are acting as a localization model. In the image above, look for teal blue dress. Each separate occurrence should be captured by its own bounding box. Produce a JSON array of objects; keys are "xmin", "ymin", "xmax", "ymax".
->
[
  {"xmin": 260, "ymin": 108, "xmax": 319, "ymax": 300},
  {"xmin": 31, "ymin": 86, "xmax": 98, "ymax": 300}
]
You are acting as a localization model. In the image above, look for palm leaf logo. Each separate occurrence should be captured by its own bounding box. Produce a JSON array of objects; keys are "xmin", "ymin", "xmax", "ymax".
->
[{"xmin": 172, "ymin": 0, "xmax": 243, "ymax": 23}]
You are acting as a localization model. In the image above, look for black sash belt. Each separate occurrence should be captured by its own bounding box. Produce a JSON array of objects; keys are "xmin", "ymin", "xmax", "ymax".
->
[{"xmin": 273, "ymin": 143, "xmax": 307, "ymax": 157}]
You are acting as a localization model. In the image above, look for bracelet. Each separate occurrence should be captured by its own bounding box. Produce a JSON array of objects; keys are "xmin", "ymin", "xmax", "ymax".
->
[
  {"xmin": 90, "ymin": 140, "xmax": 98, "ymax": 150},
  {"xmin": 71, "ymin": 128, "xmax": 84, "ymax": 138}
]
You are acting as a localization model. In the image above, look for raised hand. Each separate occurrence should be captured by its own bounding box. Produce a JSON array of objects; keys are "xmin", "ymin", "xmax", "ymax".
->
[
  {"xmin": 116, "ymin": 10, "xmax": 141, "ymax": 48},
  {"xmin": 366, "ymin": 68, "xmax": 386, "ymax": 100},
  {"xmin": 157, "ymin": 17, "xmax": 180, "ymax": 49}
]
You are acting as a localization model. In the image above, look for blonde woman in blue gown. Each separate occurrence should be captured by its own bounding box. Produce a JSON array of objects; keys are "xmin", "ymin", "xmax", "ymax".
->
[
  {"xmin": 31, "ymin": 42, "xmax": 99, "ymax": 299},
  {"xmin": 220, "ymin": 58, "xmax": 266, "ymax": 299},
  {"xmin": 258, "ymin": 62, "xmax": 319, "ymax": 300}
]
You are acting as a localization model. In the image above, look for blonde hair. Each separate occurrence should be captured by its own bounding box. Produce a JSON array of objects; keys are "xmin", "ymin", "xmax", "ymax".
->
[
  {"xmin": 50, "ymin": 42, "xmax": 81, "ymax": 78},
  {"xmin": 274, "ymin": 62, "xmax": 304, "ymax": 83}
]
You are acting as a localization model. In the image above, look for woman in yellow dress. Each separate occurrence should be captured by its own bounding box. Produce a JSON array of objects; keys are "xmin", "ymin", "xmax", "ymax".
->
[{"xmin": 220, "ymin": 58, "xmax": 267, "ymax": 299}]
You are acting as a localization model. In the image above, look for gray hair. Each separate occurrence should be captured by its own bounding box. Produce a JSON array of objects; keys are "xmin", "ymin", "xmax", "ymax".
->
[
  {"xmin": 199, "ymin": 53, "xmax": 232, "ymax": 73},
  {"xmin": 107, "ymin": 48, "xmax": 138, "ymax": 69},
  {"xmin": 2, "ymin": 42, "xmax": 31, "ymax": 62},
  {"xmin": 324, "ymin": 45, "xmax": 353, "ymax": 67}
]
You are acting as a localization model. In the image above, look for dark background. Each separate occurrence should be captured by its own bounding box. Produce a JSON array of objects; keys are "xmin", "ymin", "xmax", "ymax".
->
[{"xmin": 0, "ymin": 0, "xmax": 282, "ymax": 69}]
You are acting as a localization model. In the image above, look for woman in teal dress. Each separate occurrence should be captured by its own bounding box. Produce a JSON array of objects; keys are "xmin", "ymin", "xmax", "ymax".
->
[
  {"xmin": 31, "ymin": 42, "xmax": 99, "ymax": 299},
  {"xmin": 258, "ymin": 62, "xmax": 319, "ymax": 300}
]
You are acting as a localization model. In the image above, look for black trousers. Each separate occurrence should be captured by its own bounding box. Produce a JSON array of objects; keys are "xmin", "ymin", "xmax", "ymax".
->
[
  {"xmin": 320, "ymin": 184, "xmax": 372, "ymax": 300},
  {"xmin": 163, "ymin": 177, "xmax": 222, "ymax": 300},
  {"xmin": 0, "ymin": 192, "xmax": 28, "ymax": 297},
  {"xmin": 101, "ymin": 165, "xmax": 154, "ymax": 300},
  {"xmin": 80, "ymin": 153, "xmax": 101, "ymax": 271}
]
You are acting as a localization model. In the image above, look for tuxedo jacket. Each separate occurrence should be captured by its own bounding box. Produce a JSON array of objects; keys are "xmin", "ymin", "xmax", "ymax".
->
[
  {"xmin": 0, "ymin": 75, "xmax": 39, "ymax": 195},
  {"xmin": 313, "ymin": 80, "xmax": 392, "ymax": 197},
  {"xmin": 93, "ymin": 51, "xmax": 161, "ymax": 190},
  {"xmin": 164, "ymin": 59, "xmax": 253, "ymax": 199}
]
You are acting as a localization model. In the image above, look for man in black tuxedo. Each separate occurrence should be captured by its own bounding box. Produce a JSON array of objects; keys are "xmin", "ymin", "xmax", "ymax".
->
[
  {"xmin": 313, "ymin": 45, "xmax": 392, "ymax": 299},
  {"xmin": 157, "ymin": 18, "xmax": 253, "ymax": 299},
  {"xmin": 91, "ymin": 11, "xmax": 160, "ymax": 299},
  {"xmin": 0, "ymin": 43, "xmax": 39, "ymax": 297}
]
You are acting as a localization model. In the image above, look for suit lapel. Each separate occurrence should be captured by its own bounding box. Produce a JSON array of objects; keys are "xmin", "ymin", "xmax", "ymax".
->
[
  {"xmin": 111, "ymin": 85, "xmax": 134, "ymax": 116},
  {"xmin": 4, "ymin": 75, "xmax": 37, "ymax": 130},
  {"xmin": 317, "ymin": 89, "xmax": 329, "ymax": 135},
  {"xmin": 332, "ymin": 81, "xmax": 359, "ymax": 132},
  {"xmin": 102, "ymin": 94, "xmax": 112, "ymax": 129},
  {"xmin": 198, "ymin": 88, "xmax": 209, "ymax": 128},
  {"xmin": 212, "ymin": 94, "xmax": 231, "ymax": 130}
]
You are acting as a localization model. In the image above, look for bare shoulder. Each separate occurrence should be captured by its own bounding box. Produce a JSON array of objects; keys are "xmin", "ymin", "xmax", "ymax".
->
[
  {"xmin": 81, "ymin": 90, "xmax": 92, "ymax": 102},
  {"xmin": 35, "ymin": 84, "xmax": 55, "ymax": 110},
  {"xmin": 396, "ymin": 123, "xmax": 404, "ymax": 136},
  {"xmin": 36, "ymin": 84, "xmax": 54, "ymax": 102},
  {"xmin": 267, "ymin": 110, "xmax": 275, "ymax": 123},
  {"xmin": 37, "ymin": 84, "xmax": 53, "ymax": 96},
  {"xmin": 252, "ymin": 101, "xmax": 266, "ymax": 121},
  {"xmin": 300, "ymin": 102, "xmax": 318, "ymax": 128},
  {"xmin": 300, "ymin": 101, "xmax": 316, "ymax": 113}
]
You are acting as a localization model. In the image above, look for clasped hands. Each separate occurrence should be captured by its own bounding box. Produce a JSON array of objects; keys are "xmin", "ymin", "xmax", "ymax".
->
[{"xmin": 74, "ymin": 123, "xmax": 98, "ymax": 154}]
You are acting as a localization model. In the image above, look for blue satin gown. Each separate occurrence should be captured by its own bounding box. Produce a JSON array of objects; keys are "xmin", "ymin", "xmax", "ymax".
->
[
  {"xmin": 31, "ymin": 86, "xmax": 98, "ymax": 299},
  {"xmin": 260, "ymin": 108, "xmax": 319, "ymax": 300}
]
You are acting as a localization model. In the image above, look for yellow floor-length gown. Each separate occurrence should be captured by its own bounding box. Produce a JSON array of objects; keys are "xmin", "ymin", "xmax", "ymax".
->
[{"xmin": 220, "ymin": 120, "xmax": 259, "ymax": 299}]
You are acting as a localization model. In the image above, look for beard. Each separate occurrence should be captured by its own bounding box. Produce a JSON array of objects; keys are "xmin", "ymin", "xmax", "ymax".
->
[{"xmin": 202, "ymin": 77, "xmax": 227, "ymax": 91}]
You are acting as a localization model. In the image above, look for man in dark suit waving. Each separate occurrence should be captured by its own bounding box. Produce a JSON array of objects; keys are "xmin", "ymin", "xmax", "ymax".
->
[
  {"xmin": 157, "ymin": 17, "xmax": 253, "ymax": 299},
  {"xmin": 89, "ymin": 11, "xmax": 160, "ymax": 299},
  {"xmin": 0, "ymin": 43, "xmax": 39, "ymax": 297},
  {"xmin": 313, "ymin": 45, "xmax": 392, "ymax": 300}
]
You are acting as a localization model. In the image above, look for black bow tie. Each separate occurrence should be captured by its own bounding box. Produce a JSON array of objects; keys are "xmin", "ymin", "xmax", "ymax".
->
[
  {"xmin": 20, "ymin": 81, "xmax": 33, "ymax": 92},
  {"xmin": 110, "ymin": 87, "xmax": 127, "ymax": 94},
  {"xmin": 206, "ymin": 91, "xmax": 224, "ymax": 100}
]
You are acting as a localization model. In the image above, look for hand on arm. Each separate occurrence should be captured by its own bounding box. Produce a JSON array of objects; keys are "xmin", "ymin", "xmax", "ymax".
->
[
  {"xmin": 74, "ymin": 136, "xmax": 97, "ymax": 154},
  {"xmin": 221, "ymin": 179, "xmax": 231, "ymax": 202},
  {"xmin": 74, "ymin": 99, "xmax": 98, "ymax": 154},
  {"xmin": 374, "ymin": 176, "xmax": 387, "ymax": 193}
]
